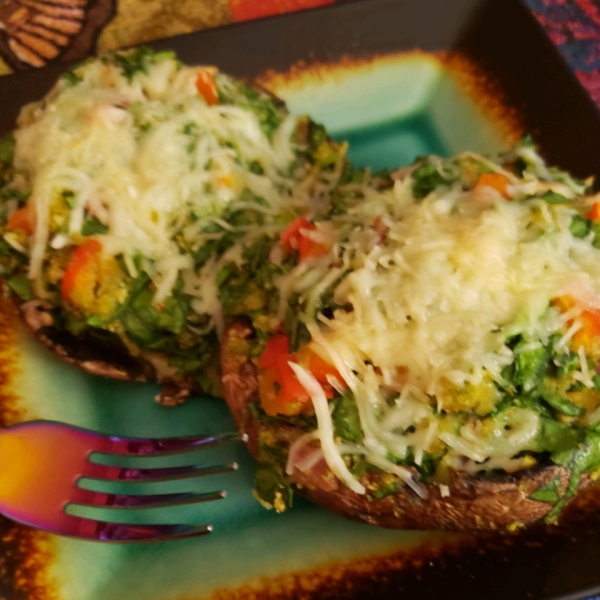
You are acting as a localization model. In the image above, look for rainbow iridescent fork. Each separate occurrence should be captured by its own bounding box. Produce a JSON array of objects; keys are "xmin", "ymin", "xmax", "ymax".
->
[{"xmin": 0, "ymin": 420, "xmax": 241, "ymax": 542}]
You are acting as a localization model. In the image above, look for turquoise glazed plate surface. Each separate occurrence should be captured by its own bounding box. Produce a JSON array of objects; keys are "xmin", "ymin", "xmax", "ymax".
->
[{"xmin": 3, "ymin": 1, "xmax": 600, "ymax": 599}]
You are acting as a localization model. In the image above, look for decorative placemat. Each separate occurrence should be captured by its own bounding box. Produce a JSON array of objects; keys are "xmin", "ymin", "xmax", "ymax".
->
[
  {"xmin": 0, "ymin": 0, "xmax": 334, "ymax": 75},
  {"xmin": 1, "ymin": 0, "xmax": 599, "ymax": 111},
  {"xmin": 525, "ymin": 0, "xmax": 600, "ymax": 107}
]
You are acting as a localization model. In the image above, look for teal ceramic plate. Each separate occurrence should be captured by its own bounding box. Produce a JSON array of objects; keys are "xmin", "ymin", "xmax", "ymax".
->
[{"xmin": 2, "ymin": 1, "xmax": 600, "ymax": 599}]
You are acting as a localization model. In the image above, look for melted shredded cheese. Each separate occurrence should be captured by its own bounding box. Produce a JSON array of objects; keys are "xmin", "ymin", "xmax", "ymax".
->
[
  {"xmin": 279, "ymin": 154, "xmax": 600, "ymax": 486},
  {"xmin": 12, "ymin": 53, "xmax": 306, "ymax": 309},
  {"xmin": 290, "ymin": 362, "xmax": 365, "ymax": 494}
]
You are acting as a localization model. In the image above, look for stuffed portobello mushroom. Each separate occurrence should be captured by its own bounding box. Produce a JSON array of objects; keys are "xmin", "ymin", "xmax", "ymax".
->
[
  {"xmin": 0, "ymin": 48, "xmax": 349, "ymax": 403},
  {"xmin": 220, "ymin": 140, "xmax": 600, "ymax": 530}
]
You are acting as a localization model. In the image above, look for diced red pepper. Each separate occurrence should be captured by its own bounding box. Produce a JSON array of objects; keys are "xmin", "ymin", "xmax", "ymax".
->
[
  {"xmin": 280, "ymin": 217, "xmax": 329, "ymax": 262},
  {"xmin": 196, "ymin": 71, "xmax": 219, "ymax": 106},
  {"xmin": 276, "ymin": 354, "xmax": 308, "ymax": 400},
  {"xmin": 280, "ymin": 217, "xmax": 312, "ymax": 249},
  {"xmin": 260, "ymin": 332, "xmax": 290, "ymax": 369}
]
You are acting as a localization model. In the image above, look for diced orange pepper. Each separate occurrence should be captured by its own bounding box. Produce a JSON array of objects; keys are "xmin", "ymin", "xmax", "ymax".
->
[
  {"xmin": 259, "ymin": 365, "xmax": 312, "ymax": 417},
  {"xmin": 474, "ymin": 172, "xmax": 511, "ymax": 199},
  {"xmin": 553, "ymin": 295, "xmax": 600, "ymax": 356},
  {"xmin": 588, "ymin": 202, "xmax": 600, "ymax": 221},
  {"xmin": 61, "ymin": 239, "xmax": 102, "ymax": 303},
  {"xmin": 572, "ymin": 309, "xmax": 600, "ymax": 355},
  {"xmin": 7, "ymin": 203, "xmax": 36, "ymax": 235},
  {"xmin": 297, "ymin": 344, "xmax": 343, "ymax": 384},
  {"xmin": 552, "ymin": 295, "xmax": 576, "ymax": 314},
  {"xmin": 196, "ymin": 71, "xmax": 219, "ymax": 106}
]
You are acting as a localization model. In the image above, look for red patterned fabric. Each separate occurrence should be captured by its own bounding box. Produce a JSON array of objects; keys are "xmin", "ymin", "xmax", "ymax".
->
[
  {"xmin": 525, "ymin": 0, "xmax": 600, "ymax": 106},
  {"xmin": 229, "ymin": 0, "xmax": 334, "ymax": 21}
]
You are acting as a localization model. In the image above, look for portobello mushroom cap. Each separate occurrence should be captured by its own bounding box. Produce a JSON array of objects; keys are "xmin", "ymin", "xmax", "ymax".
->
[
  {"xmin": 20, "ymin": 299, "xmax": 198, "ymax": 405},
  {"xmin": 221, "ymin": 319, "xmax": 593, "ymax": 532}
]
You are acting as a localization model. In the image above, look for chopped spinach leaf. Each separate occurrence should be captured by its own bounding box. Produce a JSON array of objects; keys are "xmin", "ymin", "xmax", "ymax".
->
[
  {"xmin": 547, "ymin": 432, "xmax": 600, "ymax": 522},
  {"xmin": 554, "ymin": 350, "xmax": 580, "ymax": 378},
  {"xmin": 530, "ymin": 477, "xmax": 561, "ymax": 503},
  {"xmin": 536, "ymin": 417, "xmax": 581, "ymax": 453},
  {"xmin": 254, "ymin": 464, "xmax": 293, "ymax": 511},
  {"xmin": 6, "ymin": 274, "xmax": 31, "ymax": 300},
  {"xmin": 62, "ymin": 70, "xmax": 83, "ymax": 87},
  {"xmin": 114, "ymin": 47, "xmax": 171, "ymax": 82},
  {"xmin": 537, "ymin": 380, "xmax": 585, "ymax": 417},
  {"xmin": 411, "ymin": 161, "xmax": 457, "ymax": 200},
  {"xmin": 332, "ymin": 391, "xmax": 364, "ymax": 443},
  {"xmin": 537, "ymin": 190, "xmax": 571, "ymax": 204},
  {"xmin": 81, "ymin": 217, "xmax": 108, "ymax": 236},
  {"xmin": 592, "ymin": 222, "xmax": 600, "ymax": 249},
  {"xmin": 514, "ymin": 340, "xmax": 550, "ymax": 393},
  {"xmin": 0, "ymin": 135, "xmax": 15, "ymax": 165},
  {"xmin": 368, "ymin": 475, "xmax": 398, "ymax": 500}
]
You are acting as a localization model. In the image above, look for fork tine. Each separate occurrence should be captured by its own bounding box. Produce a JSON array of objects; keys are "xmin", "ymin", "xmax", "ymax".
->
[
  {"xmin": 60, "ymin": 514, "xmax": 213, "ymax": 542},
  {"xmin": 69, "ymin": 489, "xmax": 226, "ymax": 509},
  {"xmin": 83, "ymin": 461, "xmax": 238, "ymax": 483},
  {"xmin": 91, "ymin": 431, "xmax": 241, "ymax": 457}
]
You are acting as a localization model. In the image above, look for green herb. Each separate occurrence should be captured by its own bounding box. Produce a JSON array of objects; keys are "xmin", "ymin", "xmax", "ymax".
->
[
  {"xmin": 513, "ymin": 340, "xmax": 550, "ymax": 393},
  {"xmin": 554, "ymin": 350, "xmax": 580, "ymax": 378},
  {"xmin": 86, "ymin": 315, "xmax": 105, "ymax": 328},
  {"xmin": 168, "ymin": 355, "xmax": 203, "ymax": 373},
  {"xmin": 536, "ymin": 190, "xmax": 571, "ymax": 204},
  {"xmin": 182, "ymin": 122, "xmax": 198, "ymax": 136},
  {"xmin": 544, "ymin": 394, "xmax": 585, "ymax": 417},
  {"xmin": 537, "ymin": 380, "xmax": 585, "ymax": 417},
  {"xmin": 569, "ymin": 215, "xmax": 590, "ymax": 238},
  {"xmin": 546, "ymin": 432, "xmax": 600, "ymax": 522},
  {"xmin": 6, "ymin": 274, "xmax": 31, "ymax": 300},
  {"xmin": 62, "ymin": 70, "xmax": 82, "ymax": 87},
  {"xmin": 249, "ymin": 160, "xmax": 264, "ymax": 175},
  {"xmin": 0, "ymin": 135, "xmax": 15, "ymax": 165},
  {"xmin": 254, "ymin": 464, "xmax": 293, "ymax": 511},
  {"xmin": 81, "ymin": 217, "xmax": 108, "ymax": 236},
  {"xmin": 536, "ymin": 417, "xmax": 582, "ymax": 453},
  {"xmin": 346, "ymin": 454, "xmax": 368, "ymax": 479},
  {"xmin": 332, "ymin": 391, "xmax": 364, "ymax": 443},
  {"xmin": 308, "ymin": 123, "xmax": 328, "ymax": 155},
  {"xmin": 118, "ymin": 283, "xmax": 187, "ymax": 347},
  {"xmin": 369, "ymin": 478, "xmax": 398, "ymax": 500},
  {"xmin": 226, "ymin": 82, "xmax": 284, "ymax": 139},
  {"xmin": 0, "ymin": 238, "xmax": 14, "ymax": 257},
  {"xmin": 530, "ymin": 477, "xmax": 561, "ymax": 503},
  {"xmin": 114, "ymin": 47, "xmax": 173, "ymax": 82},
  {"xmin": 592, "ymin": 222, "xmax": 600, "ymax": 249},
  {"xmin": 411, "ymin": 161, "xmax": 457, "ymax": 200},
  {"xmin": 248, "ymin": 401, "xmax": 318, "ymax": 431}
]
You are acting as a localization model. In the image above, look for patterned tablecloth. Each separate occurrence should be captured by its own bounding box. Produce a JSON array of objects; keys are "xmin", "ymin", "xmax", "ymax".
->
[
  {"xmin": 0, "ymin": 2, "xmax": 598, "ymax": 599},
  {"xmin": 0, "ymin": 0, "xmax": 598, "ymax": 107}
]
